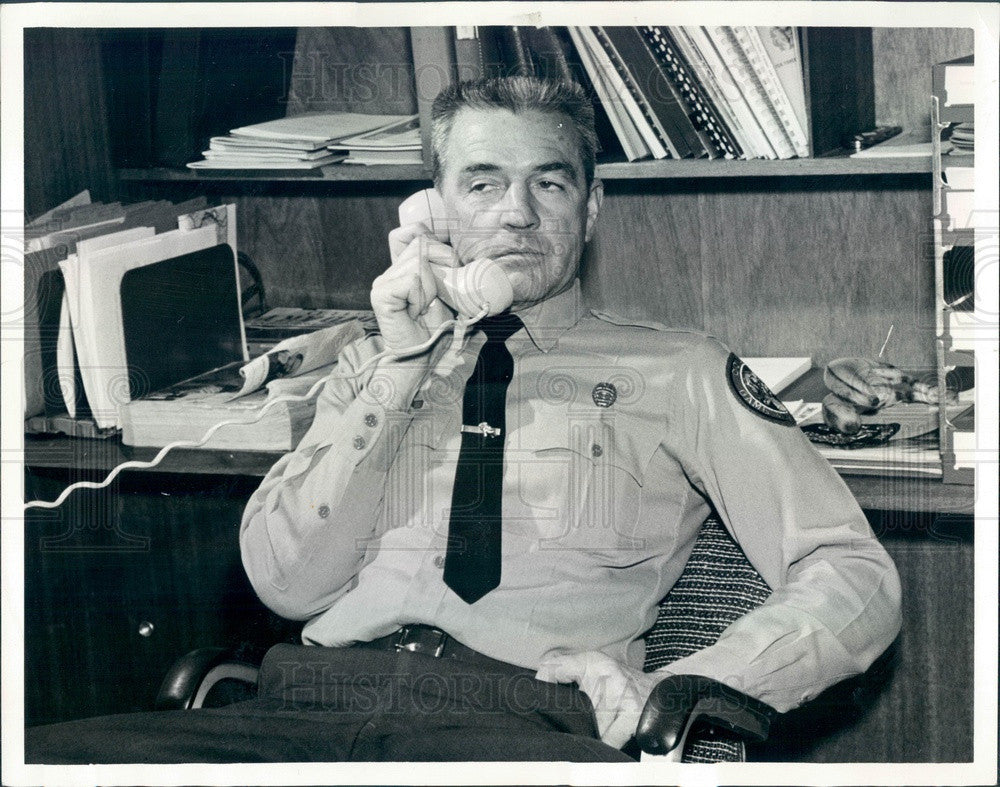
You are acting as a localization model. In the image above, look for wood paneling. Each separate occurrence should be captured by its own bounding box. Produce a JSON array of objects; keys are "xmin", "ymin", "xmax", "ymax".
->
[
  {"xmin": 23, "ymin": 29, "xmax": 117, "ymax": 217},
  {"xmin": 285, "ymin": 27, "xmax": 417, "ymax": 116},
  {"xmin": 582, "ymin": 181, "xmax": 705, "ymax": 330},
  {"xmin": 236, "ymin": 186, "xmax": 421, "ymax": 309},
  {"xmin": 582, "ymin": 176, "xmax": 937, "ymax": 369},
  {"xmin": 698, "ymin": 176, "xmax": 936, "ymax": 368},
  {"xmin": 24, "ymin": 470, "xmax": 301, "ymax": 726},
  {"xmin": 753, "ymin": 515, "xmax": 974, "ymax": 762},
  {"xmin": 873, "ymin": 27, "xmax": 975, "ymax": 138},
  {"xmin": 125, "ymin": 172, "xmax": 939, "ymax": 370}
]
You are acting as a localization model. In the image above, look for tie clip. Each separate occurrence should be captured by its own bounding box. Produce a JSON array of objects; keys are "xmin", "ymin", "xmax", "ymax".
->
[{"xmin": 461, "ymin": 421, "xmax": 502, "ymax": 438}]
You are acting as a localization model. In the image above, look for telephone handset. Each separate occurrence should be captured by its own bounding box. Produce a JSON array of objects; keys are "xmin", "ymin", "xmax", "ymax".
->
[{"xmin": 397, "ymin": 189, "xmax": 514, "ymax": 319}]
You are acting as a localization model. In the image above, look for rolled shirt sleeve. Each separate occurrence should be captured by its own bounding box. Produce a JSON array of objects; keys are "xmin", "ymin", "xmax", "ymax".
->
[
  {"xmin": 659, "ymin": 337, "xmax": 903, "ymax": 712},
  {"xmin": 240, "ymin": 336, "xmax": 418, "ymax": 620}
]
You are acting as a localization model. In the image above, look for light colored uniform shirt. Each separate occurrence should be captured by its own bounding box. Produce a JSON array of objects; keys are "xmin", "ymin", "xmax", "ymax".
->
[{"xmin": 240, "ymin": 279, "xmax": 902, "ymax": 713}]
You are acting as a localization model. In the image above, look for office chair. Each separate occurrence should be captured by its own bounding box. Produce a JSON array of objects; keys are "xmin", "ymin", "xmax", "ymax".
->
[{"xmin": 156, "ymin": 514, "xmax": 894, "ymax": 763}]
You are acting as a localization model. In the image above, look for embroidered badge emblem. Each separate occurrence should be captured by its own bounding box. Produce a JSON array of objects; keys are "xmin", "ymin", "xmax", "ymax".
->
[
  {"xmin": 592, "ymin": 382, "xmax": 617, "ymax": 408},
  {"xmin": 726, "ymin": 353, "xmax": 796, "ymax": 426}
]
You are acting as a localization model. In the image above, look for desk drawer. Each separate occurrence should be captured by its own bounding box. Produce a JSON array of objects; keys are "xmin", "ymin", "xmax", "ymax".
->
[{"xmin": 24, "ymin": 470, "xmax": 299, "ymax": 726}]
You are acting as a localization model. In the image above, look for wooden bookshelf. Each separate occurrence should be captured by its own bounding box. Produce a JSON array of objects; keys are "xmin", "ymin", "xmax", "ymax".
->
[
  {"xmin": 118, "ymin": 165, "xmax": 430, "ymax": 183},
  {"xmin": 595, "ymin": 154, "xmax": 931, "ymax": 179},
  {"xmin": 117, "ymin": 153, "xmax": 932, "ymax": 184}
]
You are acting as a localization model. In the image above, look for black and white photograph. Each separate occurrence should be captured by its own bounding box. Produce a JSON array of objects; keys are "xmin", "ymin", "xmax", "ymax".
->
[{"xmin": 2, "ymin": 2, "xmax": 998, "ymax": 785}]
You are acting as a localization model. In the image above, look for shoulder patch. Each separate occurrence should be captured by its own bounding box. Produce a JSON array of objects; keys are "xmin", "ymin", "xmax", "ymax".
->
[{"xmin": 726, "ymin": 353, "xmax": 796, "ymax": 426}]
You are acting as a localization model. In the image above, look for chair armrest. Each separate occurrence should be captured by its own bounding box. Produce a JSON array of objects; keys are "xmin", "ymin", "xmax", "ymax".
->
[
  {"xmin": 635, "ymin": 675, "xmax": 776, "ymax": 758},
  {"xmin": 155, "ymin": 647, "xmax": 259, "ymax": 711}
]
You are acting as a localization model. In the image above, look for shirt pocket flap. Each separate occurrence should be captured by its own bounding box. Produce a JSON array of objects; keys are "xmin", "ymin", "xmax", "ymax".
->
[
  {"xmin": 509, "ymin": 409, "xmax": 657, "ymax": 487},
  {"xmin": 593, "ymin": 411, "xmax": 660, "ymax": 486},
  {"xmin": 403, "ymin": 405, "xmax": 455, "ymax": 450}
]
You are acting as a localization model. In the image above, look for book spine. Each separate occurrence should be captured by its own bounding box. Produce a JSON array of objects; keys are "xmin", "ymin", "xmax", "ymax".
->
[
  {"xmin": 566, "ymin": 27, "xmax": 649, "ymax": 161},
  {"xmin": 589, "ymin": 27, "xmax": 672, "ymax": 159},
  {"xmin": 453, "ymin": 27, "xmax": 485, "ymax": 81},
  {"xmin": 705, "ymin": 26, "xmax": 796, "ymax": 159},
  {"xmin": 668, "ymin": 27, "xmax": 752, "ymax": 158},
  {"xmin": 640, "ymin": 26, "xmax": 742, "ymax": 159},
  {"xmin": 731, "ymin": 27, "xmax": 809, "ymax": 157},
  {"xmin": 680, "ymin": 26, "xmax": 775, "ymax": 159},
  {"xmin": 597, "ymin": 27, "xmax": 703, "ymax": 159},
  {"xmin": 576, "ymin": 27, "xmax": 664, "ymax": 158},
  {"xmin": 507, "ymin": 27, "xmax": 534, "ymax": 74},
  {"xmin": 755, "ymin": 26, "xmax": 809, "ymax": 146}
]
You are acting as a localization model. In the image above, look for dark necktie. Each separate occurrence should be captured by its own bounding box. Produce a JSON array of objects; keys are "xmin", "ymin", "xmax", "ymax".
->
[{"xmin": 443, "ymin": 313, "xmax": 523, "ymax": 604}]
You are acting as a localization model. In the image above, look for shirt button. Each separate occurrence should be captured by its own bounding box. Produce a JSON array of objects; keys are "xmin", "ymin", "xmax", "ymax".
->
[
  {"xmin": 433, "ymin": 555, "xmax": 445, "ymax": 568},
  {"xmin": 591, "ymin": 444, "xmax": 603, "ymax": 458},
  {"xmin": 318, "ymin": 505, "xmax": 330, "ymax": 519},
  {"xmin": 353, "ymin": 436, "xmax": 366, "ymax": 450},
  {"xmin": 364, "ymin": 413, "xmax": 378, "ymax": 428}
]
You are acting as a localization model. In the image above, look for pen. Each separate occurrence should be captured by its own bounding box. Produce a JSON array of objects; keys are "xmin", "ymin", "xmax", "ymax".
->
[{"xmin": 877, "ymin": 324, "xmax": 895, "ymax": 360}]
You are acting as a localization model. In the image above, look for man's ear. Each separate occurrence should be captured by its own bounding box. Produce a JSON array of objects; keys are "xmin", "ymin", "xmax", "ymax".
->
[{"xmin": 584, "ymin": 178, "xmax": 604, "ymax": 243}]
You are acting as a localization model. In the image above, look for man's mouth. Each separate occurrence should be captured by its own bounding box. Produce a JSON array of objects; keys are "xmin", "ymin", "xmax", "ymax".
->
[
  {"xmin": 459, "ymin": 237, "xmax": 547, "ymax": 265},
  {"xmin": 488, "ymin": 248, "xmax": 545, "ymax": 261}
]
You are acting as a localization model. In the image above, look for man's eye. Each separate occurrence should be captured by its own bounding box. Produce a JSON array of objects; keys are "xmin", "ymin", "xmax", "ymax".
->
[
  {"xmin": 536, "ymin": 180, "xmax": 565, "ymax": 191},
  {"xmin": 469, "ymin": 182, "xmax": 497, "ymax": 193}
]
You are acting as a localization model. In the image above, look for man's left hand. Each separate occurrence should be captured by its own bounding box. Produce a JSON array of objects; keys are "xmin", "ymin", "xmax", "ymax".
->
[{"xmin": 535, "ymin": 651, "xmax": 665, "ymax": 749}]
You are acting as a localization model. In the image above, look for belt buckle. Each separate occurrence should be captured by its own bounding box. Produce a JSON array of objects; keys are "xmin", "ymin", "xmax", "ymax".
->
[{"xmin": 393, "ymin": 625, "xmax": 449, "ymax": 657}]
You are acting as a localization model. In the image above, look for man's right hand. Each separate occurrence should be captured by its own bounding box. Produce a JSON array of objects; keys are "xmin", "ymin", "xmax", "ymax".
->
[
  {"xmin": 373, "ymin": 226, "xmax": 460, "ymax": 349},
  {"xmin": 366, "ymin": 227, "xmax": 458, "ymax": 411}
]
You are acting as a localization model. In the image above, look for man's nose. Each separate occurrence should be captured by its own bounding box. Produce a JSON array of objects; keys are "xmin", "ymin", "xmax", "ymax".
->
[{"xmin": 498, "ymin": 184, "xmax": 539, "ymax": 230}]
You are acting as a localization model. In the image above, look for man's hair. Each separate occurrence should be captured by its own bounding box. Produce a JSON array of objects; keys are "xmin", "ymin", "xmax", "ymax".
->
[{"xmin": 430, "ymin": 75, "xmax": 598, "ymax": 187}]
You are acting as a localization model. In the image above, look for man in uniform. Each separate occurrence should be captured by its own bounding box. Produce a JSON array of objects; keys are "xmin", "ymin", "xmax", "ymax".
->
[{"xmin": 27, "ymin": 75, "xmax": 901, "ymax": 763}]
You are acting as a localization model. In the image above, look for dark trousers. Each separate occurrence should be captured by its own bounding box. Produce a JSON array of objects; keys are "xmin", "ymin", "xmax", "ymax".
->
[{"xmin": 26, "ymin": 643, "xmax": 634, "ymax": 763}]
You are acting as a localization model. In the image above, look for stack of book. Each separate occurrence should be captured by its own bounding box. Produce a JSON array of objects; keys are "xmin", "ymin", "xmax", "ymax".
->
[
  {"xmin": 329, "ymin": 115, "xmax": 422, "ymax": 165},
  {"xmin": 186, "ymin": 112, "xmax": 415, "ymax": 170},
  {"xmin": 451, "ymin": 26, "xmax": 874, "ymax": 163},
  {"xmin": 568, "ymin": 26, "xmax": 811, "ymax": 160}
]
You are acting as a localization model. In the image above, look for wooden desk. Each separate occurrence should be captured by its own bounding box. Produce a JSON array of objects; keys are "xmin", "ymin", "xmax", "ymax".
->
[
  {"xmin": 21, "ymin": 435, "xmax": 975, "ymax": 761},
  {"xmin": 24, "ymin": 434, "xmax": 975, "ymax": 514}
]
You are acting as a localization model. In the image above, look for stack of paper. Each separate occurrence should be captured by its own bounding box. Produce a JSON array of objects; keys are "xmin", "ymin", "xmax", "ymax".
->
[
  {"xmin": 60, "ymin": 224, "xmax": 221, "ymax": 427},
  {"xmin": 25, "ymin": 193, "xmax": 216, "ymax": 419},
  {"xmin": 187, "ymin": 112, "xmax": 413, "ymax": 170},
  {"xmin": 121, "ymin": 320, "xmax": 365, "ymax": 451},
  {"xmin": 329, "ymin": 115, "xmax": 422, "ymax": 165},
  {"xmin": 24, "ymin": 192, "xmax": 243, "ymax": 432},
  {"xmin": 120, "ymin": 360, "xmax": 324, "ymax": 452},
  {"xmin": 810, "ymin": 435, "xmax": 943, "ymax": 478},
  {"xmin": 743, "ymin": 356, "xmax": 812, "ymax": 394},
  {"xmin": 25, "ymin": 200, "xmax": 127, "ymax": 251}
]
